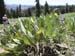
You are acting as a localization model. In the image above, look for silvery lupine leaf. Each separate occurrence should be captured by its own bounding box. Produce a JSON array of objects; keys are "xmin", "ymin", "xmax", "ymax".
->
[
  {"xmin": 27, "ymin": 31, "xmax": 34, "ymax": 38},
  {"xmin": 6, "ymin": 43, "xmax": 17, "ymax": 48},
  {"xmin": 18, "ymin": 18, "xmax": 26, "ymax": 34},
  {"xmin": 32, "ymin": 23, "xmax": 39, "ymax": 32},
  {"xmin": 13, "ymin": 39, "xmax": 21, "ymax": 44}
]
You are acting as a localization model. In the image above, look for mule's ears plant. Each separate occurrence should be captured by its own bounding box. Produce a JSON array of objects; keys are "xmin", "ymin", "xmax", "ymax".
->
[{"xmin": 0, "ymin": 13, "xmax": 72, "ymax": 56}]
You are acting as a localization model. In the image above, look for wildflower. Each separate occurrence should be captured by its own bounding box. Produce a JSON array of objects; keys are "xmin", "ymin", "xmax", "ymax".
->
[
  {"xmin": 54, "ymin": 13, "xmax": 58, "ymax": 17},
  {"xmin": 49, "ymin": 15, "xmax": 52, "ymax": 18},
  {"xmin": 36, "ymin": 29, "xmax": 44, "ymax": 35}
]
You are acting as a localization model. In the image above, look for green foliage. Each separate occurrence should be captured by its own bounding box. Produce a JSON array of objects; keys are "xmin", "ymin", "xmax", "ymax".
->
[{"xmin": 1, "ymin": 13, "xmax": 75, "ymax": 56}]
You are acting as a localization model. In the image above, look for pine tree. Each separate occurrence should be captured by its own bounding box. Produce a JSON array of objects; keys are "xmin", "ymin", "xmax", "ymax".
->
[
  {"xmin": 10, "ymin": 8, "xmax": 13, "ymax": 18},
  {"xmin": 0, "ymin": 0, "xmax": 5, "ymax": 23},
  {"xmin": 69, "ymin": 5, "xmax": 74, "ymax": 12},
  {"xmin": 35, "ymin": 0, "xmax": 41, "ymax": 17},
  {"xmin": 28, "ymin": 8, "xmax": 32, "ymax": 16},
  {"xmin": 15, "ymin": 7, "xmax": 19, "ymax": 18},
  {"xmin": 10, "ymin": 9, "xmax": 16, "ymax": 18},
  {"xmin": 18, "ymin": 5, "xmax": 21, "ymax": 17},
  {"xmin": 6, "ymin": 9, "xmax": 10, "ymax": 18},
  {"xmin": 44, "ymin": 1, "xmax": 49, "ymax": 15},
  {"xmin": 65, "ymin": 3, "xmax": 69, "ymax": 13}
]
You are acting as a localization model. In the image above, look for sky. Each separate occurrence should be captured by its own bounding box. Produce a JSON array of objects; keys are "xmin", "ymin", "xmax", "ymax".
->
[{"xmin": 4, "ymin": 0, "xmax": 75, "ymax": 6}]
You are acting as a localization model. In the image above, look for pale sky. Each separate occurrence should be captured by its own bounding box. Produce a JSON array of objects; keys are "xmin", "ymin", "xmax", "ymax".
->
[{"xmin": 4, "ymin": 0, "xmax": 75, "ymax": 5}]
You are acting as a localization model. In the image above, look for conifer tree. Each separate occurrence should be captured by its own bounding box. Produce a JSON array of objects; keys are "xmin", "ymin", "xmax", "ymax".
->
[
  {"xmin": 28, "ymin": 8, "xmax": 32, "ymax": 16},
  {"xmin": 0, "ymin": 0, "xmax": 5, "ymax": 23},
  {"xmin": 65, "ymin": 3, "xmax": 69, "ymax": 13},
  {"xmin": 44, "ymin": 1, "xmax": 49, "ymax": 15},
  {"xmin": 18, "ymin": 5, "xmax": 21, "ymax": 17},
  {"xmin": 15, "ymin": 7, "xmax": 19, "ymax": 18},
  {"xmin": 35, "ymin": 0, "xmax": 41, "ymax": 17}
]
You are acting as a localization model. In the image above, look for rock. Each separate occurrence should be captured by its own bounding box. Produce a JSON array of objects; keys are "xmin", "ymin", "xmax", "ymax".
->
[
  {"xmin": 56, "ymin": 43, "xmax": 68, "ymax": 49},
  {"xmin": 0, "ymin": 30, "xmax": 4, "ymax": 33},
  {"xmin": 55, "ymin": 43, "xmax": 68, "ymax": 56},
  {"xmin": 0, "ymin": 48, "xmax": 8, "ymax": 53}
]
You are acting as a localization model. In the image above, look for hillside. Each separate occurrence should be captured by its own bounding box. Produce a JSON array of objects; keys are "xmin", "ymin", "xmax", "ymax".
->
[{"xmin": 5, "ymin": 4, "xmax": 34, "ymax": 10}]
